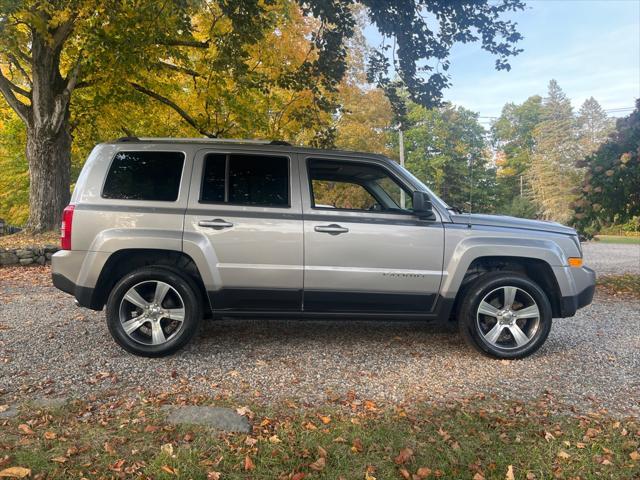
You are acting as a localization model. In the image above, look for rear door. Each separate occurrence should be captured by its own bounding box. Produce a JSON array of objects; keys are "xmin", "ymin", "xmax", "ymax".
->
[
  {"xmin": 184, "ymin": 149, "xmax": 303, "ymax": 312},
  {"xmin": 301, "ymin": 155, "xmax": 444, "ymax": 314}
]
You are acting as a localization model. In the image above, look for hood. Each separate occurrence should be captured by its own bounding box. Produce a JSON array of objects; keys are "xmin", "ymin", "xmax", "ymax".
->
[{"xmin": 449, "ymin": 213, "xmax": 576, "ymax": 236}]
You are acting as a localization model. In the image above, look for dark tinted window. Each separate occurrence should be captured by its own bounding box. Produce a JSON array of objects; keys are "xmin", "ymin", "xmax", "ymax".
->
[
  {"xmin": 201, "ymin": 154, "xmax": 289, "ymax": 207},
  {"xmin": 102, "ymin": 151, "xmax": 184, "ymax": 201},
  {"xmin": 201, "ymin": 154, "xmax": 226, "ymax": 203}
]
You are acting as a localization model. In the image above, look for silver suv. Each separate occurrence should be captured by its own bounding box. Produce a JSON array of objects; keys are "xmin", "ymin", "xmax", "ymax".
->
[{"xmin": 52, "ymin": 138, "xmax": 595, "ymax": 359}]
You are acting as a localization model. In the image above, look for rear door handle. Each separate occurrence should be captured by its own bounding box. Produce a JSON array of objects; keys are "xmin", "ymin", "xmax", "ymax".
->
[
  {"xmin": 198, "ymin": 219, "xmax": 234, "ymax": 229},
  {"xmin": 314, "ymin": 224, "xmax": 349, "ymax": 235}
]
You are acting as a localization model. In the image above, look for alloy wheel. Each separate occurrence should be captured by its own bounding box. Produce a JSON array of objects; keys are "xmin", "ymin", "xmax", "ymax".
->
[
  {"xmin": 476, "ymin": 286, "xmax": 541, "ymax": 350},
  {"xmin": 118, "ymin": 280, "xmax": 186, "ymax": 346}
]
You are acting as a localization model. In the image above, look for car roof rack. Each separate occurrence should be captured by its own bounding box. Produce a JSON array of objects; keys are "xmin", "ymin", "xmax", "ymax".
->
[{"xmin": 114, "ymin": 137, "xmax": 291, "ymax": 146}]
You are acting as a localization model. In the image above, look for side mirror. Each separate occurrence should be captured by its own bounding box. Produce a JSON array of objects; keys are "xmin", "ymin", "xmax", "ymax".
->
[{"xmin": 412, "ymin": 191, "xmax": 436, "ymax": 220}]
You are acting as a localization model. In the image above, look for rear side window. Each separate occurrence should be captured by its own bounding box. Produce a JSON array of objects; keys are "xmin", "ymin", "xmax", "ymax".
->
[
  {"xmin": 200, "ymin": 153, "xmax": 289, "ymax": 207},
  {"xmin": 102, "ymin": 151, "xmax": 185, "ymax": 201}
]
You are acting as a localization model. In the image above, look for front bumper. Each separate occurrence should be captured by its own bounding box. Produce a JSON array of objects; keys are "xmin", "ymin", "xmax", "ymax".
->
[{"xmin": 559, "ymin": 266, "xmax": 596, "ymax": 317}]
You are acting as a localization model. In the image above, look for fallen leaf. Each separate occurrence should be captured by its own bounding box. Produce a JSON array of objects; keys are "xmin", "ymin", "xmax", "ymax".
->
[
  {"xmin": 576, "ymin": 442, "xmax": 586, "ymax": 449},
  {"xmin": 351, "ymin": 438, "xmax": 364, "ymax": 453},
  {"xmin": 0, "ymin": 467, "xmax": 31, "ymax": 478},
  {"xmin": 319, "ymin": 415, "xmax": 331, "ymax": 424},
  {"xmin": 544, "ymin": 431, "xmax": 555, "ymax": 442},
  {"xmin": 244, "ymin": 456, "xmax": 255, "ymax": 471},
  {"xmin": 416, "ymin": 467, "xmax": 432, "ymax": 478},
  {"xmin": 161, "ymin": 443, "xmax": 174, "ymax": 456},
  {"xmin": 505, "ymin": 465, "xmax": 515, "ymax": 480},
  {"xmin": 0, "ymin": 406, "xmax": 8, "ymax": 413},
  {"xmin": 51, "ymin": 457, "xmax": 67, "ymax": 464},
  {"xmin": 104, "ymin": 442, "xmax": 115, "ymax": 454},
  {"xmin": 473, "ymin": 474, "xmax": 485, "ymax": 480},
  {"xmin": 556, "ymin": 450, "xmax": 571, "ymax": 460},
  {"xmin": 309, "ymin": 457, "xmax": 326, "ymax": 471},
  {"xmin": 207, "ymin": 472, "xmax": 221, "ymax": 480},
  {"xmin": 161, "ymin": 465, "xmax": 176, "ymax": 475},
  {"xmin": 291, "ymin": 473, "xmax": 306, "ymax": 480},
  {"xmin": 398, "ymin": 467, "xmax": 410, "ymax": 479},
  {"xmin": 364, "ymin": 470, "xmax": 376, "ymax": 480},
  {"xmin": 317, "ymin": 446, "xmax": 328, "ymax": 458},
  {"xmin": 236, "ymin": 406, "xmax": 254, "ymax": 418},
  {"xmin": 394, "ymin": 448, "xmax": 414, "ymax": 465},
  {"xmin": 17, "ymin": 425, "xmax": 34, "ymax": 436},
  {"xmin": 244, "ymin": 436, "xmax": 258, "ymax": 446},
  {"xmin": 525, "ymin": 473, "xmax": 536, "ymax": 480},
  {"xmin": 268, "ymin": 435, "xmax": 281, "ymax": 444},
  {"xmin": 585, "ymin": 428, "xmax": 599, "ymax": 438},
  {"xmin": 630, "ymin": 451, "xmax": 640, "ymax": 461},
  {"xmin": 43, "ymin": 431, "xmax": 56, "ymax": 440}
]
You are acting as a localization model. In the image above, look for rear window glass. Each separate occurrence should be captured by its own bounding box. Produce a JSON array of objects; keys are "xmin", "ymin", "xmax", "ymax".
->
[
  {"xmin": 102, "ymin": 151, "xmax": 185, "ymax": 201},
  {"xmin": 201, "ymin": 153, "xmax": 289, "ymax": 207}
]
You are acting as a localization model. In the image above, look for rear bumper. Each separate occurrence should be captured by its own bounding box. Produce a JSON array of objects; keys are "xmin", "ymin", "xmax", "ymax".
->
[
  {"xmin": 52, "ymin": 272, "xmax": 100, "ymax": 310},
  {"xmin": 559, "ymin": 266, "xmax": 596, "ymax": 317}
]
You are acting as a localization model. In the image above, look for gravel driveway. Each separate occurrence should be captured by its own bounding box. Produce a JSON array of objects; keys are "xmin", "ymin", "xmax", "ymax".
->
[{"xmin": 1, "ymin": 242, "xmax": 639, "ymax": 416}]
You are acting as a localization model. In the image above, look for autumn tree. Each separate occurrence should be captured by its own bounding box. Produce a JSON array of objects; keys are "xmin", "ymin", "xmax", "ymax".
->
[
  {"xmin": 527, "ymin": 80, "xmax": 582, "ymax": 223},
  {"xmin": 0, "ymin": 0, "xmax": 526, "ymax": 231}
]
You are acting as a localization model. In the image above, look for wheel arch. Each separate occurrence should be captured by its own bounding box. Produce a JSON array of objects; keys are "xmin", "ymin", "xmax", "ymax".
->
[
  {"xmin": 90, "ymin": 249, "xmax": 210, "ymax": 312},
  {"xmin": 450, "ymin": 255, "xmax": 563, "ymax": 320}
]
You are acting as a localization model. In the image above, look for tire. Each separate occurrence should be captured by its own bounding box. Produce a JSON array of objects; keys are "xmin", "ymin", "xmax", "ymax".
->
[
  {"xmin": 106, "ymin": 266, "xmax": 203, "ymax": 357},
  {"xmin": 458, "ymin": 272, "xmax": 552, "ymax": 359}
]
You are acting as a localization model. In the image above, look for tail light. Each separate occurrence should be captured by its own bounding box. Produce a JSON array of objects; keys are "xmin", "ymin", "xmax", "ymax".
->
[{"xmin": 60, "ymin": 205, "xmax": 75, "ymax": 250}]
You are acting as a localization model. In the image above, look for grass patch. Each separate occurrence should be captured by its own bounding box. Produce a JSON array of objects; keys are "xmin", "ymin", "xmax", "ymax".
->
[
  {"xmin": 594, "ymin": 235, "xmax": 640, "ymax": 245},
  {"xmin": 0, "ymin": 230, "xmax": 59, "ymax": 249},
  {"xmin": 597, "ymin": 274, "xmax": 640, "ymax": 299},
  {"xmin": 1, "ymin": 395, "xmax": 639, "ymax": 479}
]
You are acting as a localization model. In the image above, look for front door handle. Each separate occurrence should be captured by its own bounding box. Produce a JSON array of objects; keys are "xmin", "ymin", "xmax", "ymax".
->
[
  {"xmin": 314, "ymin": 224, "xmax": 349, "ymax": 235},
  {"xmin": 198, "ymin": 219, "xmax": 234, "ymax": 229}
]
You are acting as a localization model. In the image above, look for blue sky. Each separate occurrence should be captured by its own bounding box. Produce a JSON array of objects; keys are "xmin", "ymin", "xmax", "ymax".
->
[{"xmin": 365, "ymin": 0, "xmax": 640, "ymax": 124}]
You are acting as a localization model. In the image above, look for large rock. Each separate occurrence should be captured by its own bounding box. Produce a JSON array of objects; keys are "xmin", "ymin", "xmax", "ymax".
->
[
  {"xmin": 162, "ymin": 406, "xmax": 251, "ymax": 433},
  {"xmin": 19, "ymin": 257, "xmax": 34, "ymax": 266},
  {"xmin": 0, "ymin": 252, "xmax": 19, "ymax": 265},
  {"xmin": 15, "ymin": 249, "xmax": 34, "ymax": 259}
]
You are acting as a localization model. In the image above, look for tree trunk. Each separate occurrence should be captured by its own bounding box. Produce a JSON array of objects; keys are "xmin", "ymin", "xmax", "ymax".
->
[
  {"xmin": 25, "ymin": 123, "xmax": 72, "ymax": 232},
  {"xmin": 24, "ymin": 27, "xmax": 74, "ymax": 232}
]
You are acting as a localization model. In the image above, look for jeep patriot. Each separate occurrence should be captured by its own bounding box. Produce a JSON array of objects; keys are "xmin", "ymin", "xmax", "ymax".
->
[{"xmin": 52, "ymin": 138, "xmax": 596, "ymax": 358}]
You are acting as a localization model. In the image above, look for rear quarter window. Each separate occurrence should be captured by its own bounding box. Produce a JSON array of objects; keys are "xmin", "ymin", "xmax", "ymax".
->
[{"xmin": 102, "ymin": 151, "xmax": 185, "ymax": 201}]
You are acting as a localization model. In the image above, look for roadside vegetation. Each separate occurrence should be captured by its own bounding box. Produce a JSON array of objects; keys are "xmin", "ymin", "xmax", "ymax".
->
[
  {"xmin": 594, "ymin": 235, "xmax": 640, "ymax": 245},
  {"xmin": 597, "ymin": 274, "xmax": 640, "ymax": 299},
  {"xmin": 1, "ymin": 393, "xmax": 639, "ymax": 480}
]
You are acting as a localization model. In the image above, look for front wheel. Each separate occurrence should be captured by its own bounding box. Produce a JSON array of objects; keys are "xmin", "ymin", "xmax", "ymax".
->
[
  {"xmin": 458, "ymin": 272, "xmax": 552, "ymax": 359},
  {"xmin": 106, "ymin": 267, "xmax": 202, "ymax": 357}
]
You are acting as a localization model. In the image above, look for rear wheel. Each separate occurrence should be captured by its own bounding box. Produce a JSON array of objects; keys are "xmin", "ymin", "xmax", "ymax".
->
[
  {"xmin": 106, "ymin": 267, "xmax": 202, "ymax": 357},
  {"xmin": 458, "ymin": 272, "xmax": 552, "ymax": 359}
]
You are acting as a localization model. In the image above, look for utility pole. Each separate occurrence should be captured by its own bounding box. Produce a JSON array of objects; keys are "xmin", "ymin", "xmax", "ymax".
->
[
  {"xmin": 399, "ymin": 127, "xmax": 405, "ymax": 209},
  {"xmin": 520, "ymin": 174, "xmax": 523, "ymax": 196}
]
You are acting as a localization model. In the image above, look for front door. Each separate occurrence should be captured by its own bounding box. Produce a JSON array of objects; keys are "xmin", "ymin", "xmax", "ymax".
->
[
  {"xmin": 301, "ymin": 156, "xmax": 444, "ymax": 314},
  {"xmin": 184, "ymin": 149, "xmax": 303, "ymax": 312}
]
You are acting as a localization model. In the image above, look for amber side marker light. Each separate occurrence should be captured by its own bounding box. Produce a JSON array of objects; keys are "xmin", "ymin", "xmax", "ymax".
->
[{"xmin": 568, "ymin": 257, "xmax": 583, "ymax": 268}]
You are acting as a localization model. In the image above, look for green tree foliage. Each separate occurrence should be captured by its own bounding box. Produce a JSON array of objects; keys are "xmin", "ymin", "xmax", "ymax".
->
[
  {"xmin": 576, "ymin": 96, "xmax": 614, "ymax": 156},
  {"xmin": 400, "ymin": 102, "xmax": 497, "ymax": 213},
  {"xmin": 573, "ymin": 99, "xmax": 640, "ymax": 234},
  {"xmin": 491, "ymin": 95, "xmax": 542, "ymax": 212},
  {"xmin": 527, "ymin": 80, "xmax": 582, "ymax": 223}
]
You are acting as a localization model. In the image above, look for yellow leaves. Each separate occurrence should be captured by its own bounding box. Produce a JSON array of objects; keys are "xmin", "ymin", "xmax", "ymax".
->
[
  {"xmin": 318, "ymin": 415, "xmax": 331, "ymax": 425},
  {"xmin": 161, "ymin": 465, "xmax": 177, "ymax": 475},
  {"xmin": 161, "ymin": 443, "xmax": 174, "ymax": 456},
  {"xmin": 505, "ymin": 465, "xmax": 515, "ymax": 480},
  {"xmin": 0, "ymin": 467, "xmax": 31, "ymax": 478},
  {"xmin": 556, "ymin": 450, "xmax": 571, "ymax": 460},
  {"xmin": 50, "ymin": 456, "xmax": 67, "ymax": 464}
]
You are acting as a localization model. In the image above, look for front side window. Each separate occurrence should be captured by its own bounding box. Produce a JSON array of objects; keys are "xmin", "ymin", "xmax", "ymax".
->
[
  {"xmin": 308, "ymin": 159, "xmax": 413, "ymax": 212},
  {"xmin": 200, "ymin": 153, "xmax": 289, "ymax": 207},
  {"xmin": 102, "ymin": 151, "xmax": 185, "ymax": 201}
]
